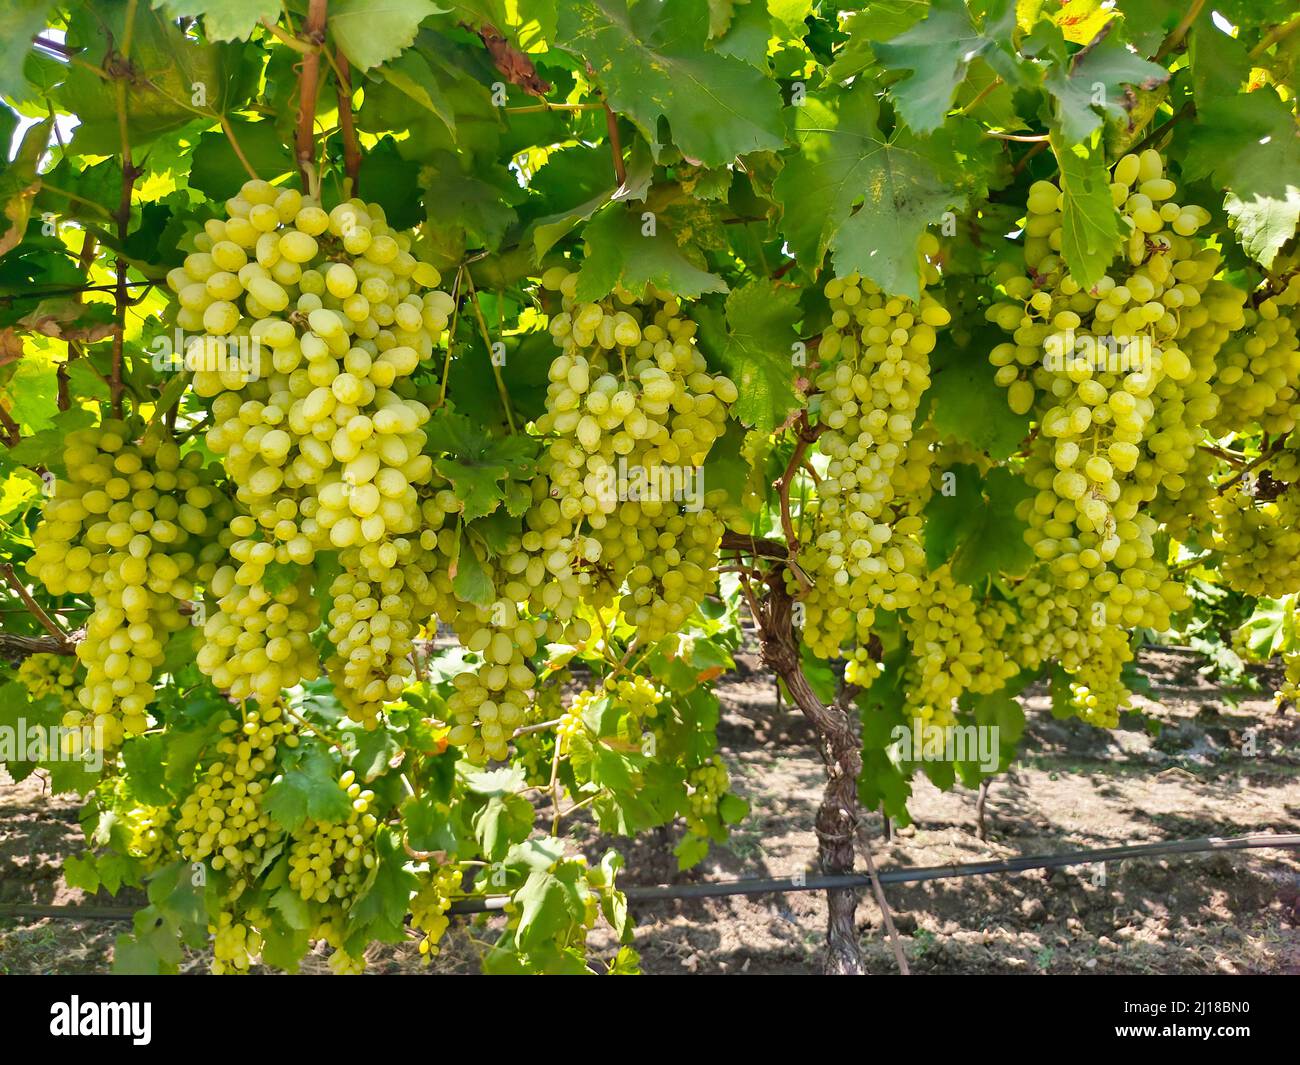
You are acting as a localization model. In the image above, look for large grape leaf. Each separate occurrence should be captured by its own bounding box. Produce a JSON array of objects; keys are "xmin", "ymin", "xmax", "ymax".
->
[
  {"xmin": 1183, "ymin": 92, "xmax": 1300, "ymax": 270},
  {"xmin": 189, "ymin": 119, "xmax": 293, "ymax": 200},
  {"xmin": 772, "ymin": 86, "xmax": 965, "ymax": 299},
  {"xmin": 873, "ymin": 0, "xmax": 1028, "ymax": 134},
  {"xmin": 1049, "ymin": 129, "xmax": 1122, "ymax": 288},
  {"xmin": 329, "ymin": 0, "xmax": 447, "ymax": 71},
  {"xmin": 922, "ymin": 465, "xmax": 1035, "ymax": 583},
  {"xmin": 1041, "ymin": 26, "xmax": 1169, "ymax": 146},
  {"xmin": 554, "ymin": 0, "xmax": 786, "ymax": 167},
  {"xmin": 574, "ymin": 205, "xmax": 728, "ymax": 302},
  {"xmin": 425, "ymin": 407, "xmax": 539, "ymax": 521},
  {"xmin": 151, "ymin": 0, "xmax": 280, "ymax": 42},
  {"xmin": 712, "ymin": 279, "xmax": 803, "ymax": 433},
  {"xmin": 378, "ymin": 49, "xmax": 456, "ymax": 136},
  {"xmin": 61, "ymin": 3, "xmax": 253, "ymax": 155},
  {"xmin": 0, "ymin": 0, "xmax": 58, "ymax": 102},
  {"xmin": 264, "ymin": 743, "xmax": 354, "ymax": 831}
]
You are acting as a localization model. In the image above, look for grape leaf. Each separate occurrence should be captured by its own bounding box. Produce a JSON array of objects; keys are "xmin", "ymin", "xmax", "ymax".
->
[
  {"xmin": 825, "ymin": 2, "xmax": 928, "ymax": 82},
  {"xmin": 928, "ymin": 324, "xmax": 1032, "ymax": 458},
  {"xmin": 1107, "ymin": 0, "xmax": 1183, "ymax": 54},
  {"xmin": 554, "ymin": 0, "xmax": 786, "ymax": 167},
  {"xmin": 62, "ymin": 6, "xmax": 251, "ymax": 155},
  {"xmin": 348, "ymin": 828, "xmax": 420, "ymax": 944},
  {"xmin": 711, "ymin": 279, "xmax": 803, "ymax": 433},
  {"xmin": 574, "ymin": 205, "xmax": 728, "ymax": 302},
  {"xmin": 1183, "ymin": 92, "xmax": 1300, "ymax": 270},
  {"xmin": 1049, "ymin": 129, "xmax": 1122, "ymax": 288},
  {"xmin": 329, "ymin": 0, "xmax": 447, "ymax": 71},
  {"xmin": 873, "ymin": 0, "xmax": 1028, "ymax": 134},
  {"xmin": 772, "ymin": 85, "xmax": 965, "ymax": 299},
  {"xmin": 0, "ymin": 118, "xmax": 51, "ymax": 259},
  {"xmin": 426, "ymin": 407, "xmax": 539, "ymax": 521},
  {"xmin": 264, "ymin": 743, "xmax": 354, "ymax": 831},
  {"xmin": 922, "ymin": 465, "xmax": 1035, "ymax": 583},
  {"xmin": 189, "ymin": 119, "xmax": 294, "ymax": 201},
  {"xmin": 513, "ymin": 866, "xmax": 586, "ymax": 951},
  {"xmin": 151, "ymin": 0, "xmax": 280, "ymax": 42},
  {"xmin": 378, "ymin": 49, "xmax": 456, "ymax": 136},
  {"xmin": 711, "ymin": 0, "xmax": 771, "ymax": 68},
  {"xmin": 1187, "ymin": 12, "xmax": 1251, "ymax": 99},
  {"xmin": 0, "ymin": 0, "xmax": 58, "ymax": 103},
  {"xmin": 1041, "ymin": 26, "xmax": 1169, "ymax": 146}
]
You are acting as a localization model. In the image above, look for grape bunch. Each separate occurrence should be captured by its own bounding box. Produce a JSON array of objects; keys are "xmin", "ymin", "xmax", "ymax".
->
[
  {"xmin": 16, "ymin": 653, "xmax": 81, "ymax": 713},
  {"xmin": 27, "ymin": 421, "xmax": 230, "ymax": 745},
  {"xmin": 1210, "ymin": 278, "xmax": 1300, "ymax": 438},
  {"xmin": 174, "ymin": 707, "xmax": 298, "ymax": 879},
  {"xmin": 196, "ymin": 522, "xmax": 322, "ymax": 706},
  {"xmin": 1210, "ymin": 482, "xmax": 1300, "ymax": 598},
  {"xmin": 412, "ymin": 865, "xmax": 464, "ymax": 961},
  {"xmin": 899, "ymin": 566, "xmax": 1020, "ymax": 727},
  {"xmin": 168, "ymin": 179, "xmax": 452, "ymax": 565},
  {"xmin": 536, "ymin": 269, "xmax": 737, "ymax": 642},
  {"xmin": 798, "ymin": 250, "xmax": 950, "ymax": 662},
  {"xmin": 286, "ymin": 769, "xmax": 379, "ymax": 907},
  {"xmin": 685, "ymin": 757, "xmax": 730, "ymax": 836}
]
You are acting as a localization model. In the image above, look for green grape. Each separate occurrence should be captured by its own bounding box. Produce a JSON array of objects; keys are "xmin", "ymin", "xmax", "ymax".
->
[
  {"xmin": 27, "ymin": 421, "xmax": 230, "ymax": 745},
  {"xmin": 286, "ymin": 769, "xmax": 379, "ymax": 910},
  {"xmin": 16, "ymin": 653, "xmax": 81, "ymax": 713},
  {"xmin": 797, "ymin": 250, "xmax": 950, "ymax": 662},
  {"xmin": 1210, "ymin": 278, "xmax": 1300, "ymax": 438},
  {"xmin": 1210, "ymin": 482, "xmax": 1300, "ymax": 598},
  {"xmin": 412, "ymin": 865, "xmax": 463, "ymax": 961},
  {"xmin": 685, "ymin": 756, "xmax": 730, "ymax": 836},
  {"xmin": 174, "ymin": 707, "xmax": 297, "ymax": 878},
  {"xmin": 196, "ymin": 533, "xmax": 321, "ymax": 705},
  {"xmin": 899, "ymin": 565, "xmax": 1019, "ymax": 728}
]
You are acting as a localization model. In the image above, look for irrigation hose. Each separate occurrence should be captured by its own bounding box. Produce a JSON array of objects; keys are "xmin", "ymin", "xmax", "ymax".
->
[{"xmin": 1, "ymin": 832, "xmax": 1295, "ymax": 923}]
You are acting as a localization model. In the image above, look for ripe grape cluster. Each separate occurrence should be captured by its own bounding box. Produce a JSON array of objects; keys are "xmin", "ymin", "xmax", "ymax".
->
[
  {"xmin": 800, "ymin": 249, "xmax": 949, "ymax": 664},
  {"xmin": 537, "ymin": 269, "xmax": 736, "ymax": 643},
  {"xmin": 174, "ymin": 707, "xmax": 297, "ymax": 878},
  {"xmin": 685, "ymin": 757, "xmax": 729, "ymax": 836},
  {"xmin": 286, "ymin": 769, "xmax": 379, "ymax": 907},
  {"xmin": 1210, "ymin": 482, "xmax": 1300, "ymax": 598},
  {"xmin": 27, "ymin": 422, "xmax": 229, "ymax": 744},
  {"xmin": 985, "ymin": 150, "xmax": 1216, "ymax": 722},
  {"xmin": 16, "ymin": 653, "xmax": 81, "ymax": 713}
]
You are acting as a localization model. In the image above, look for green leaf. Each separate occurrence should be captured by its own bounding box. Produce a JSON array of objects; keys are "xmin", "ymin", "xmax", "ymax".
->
[
  {"xmin": 554, "ymin": 0, "xmax": 786, "ymax": 167},
  {"xmin": 420, "ymin": 152, "xmax": 519, "ymax": 252},
  {"xmin": 121, "ymin": 735, "xmax": 171, "ymax": 805},
  {"xmin": 261, "ymin": 560, "xmax": 301, "ymax": 596},
  {"xmin": 0, "ymin": 118, "xmax": 51, "ymax": 259},
  {"xmin": 928, "ymin": 324, "xmax": 1032, "ymax": 458},
  {"xmin": 264, "ymin": 743, "xmax": 353, "ymax": 831},
  {"xmin": 923, "ymin": 466, "xmax": 1035, "ymax": 583},
  {"xmin": 348, "ymin": 828, "xmax": 420, "ymax": 943},
  {"xmin": 1042, "ymin": 28, "xmax": 1169, "ymax": 146},
  {"xmin": 513, "ymin": 867, "xmax": 584, "ymax": 952},
  {"xmin": 152, "ymin": 0, "xmax": 280, "ymax": 42},
  {"xmin": 329, "ymin": 0, "xmax": 446, "ymax": 71},
  {"xmin": 712, "ymin": 279, "xmax": 802, "ymax": 433},
  {"xmin": 0, "ymin": 1, "xmax": 58, "ymax": 103},
  {"xmin": 1184, "ymin": 92, "xmax": 1300, "ymax": 269},
  {"xmin": 873, "ymin": 0, "xmax": 1028, "ymax": 134},
  {"xmin": 426, "ymin": 407, "xmax": 539, "ymax": 521},
  {"xmin": 1049, "ymin": 129, "xmax": 1122, "ymax": 288},
  {"xmin": 378, "ymin": 49, "xmax": 456, "ymax": 136},
  {"xmin": 772, "ymin": 86, "xmax": 965, "ymax": 298},
  {"xmin": 62, "ymin": 6, "xmax": 251, "ymax": 155},
  {"xmin": 189, "ymin": 119, "xmax": 294, "ymax": 201},
  {"xmin": 574, "ymin": 205, "xmax": 728, "ymax": 302},
  {"xmin": 471, "ymin": 791, "xmax": 535, "ymax": 860}
]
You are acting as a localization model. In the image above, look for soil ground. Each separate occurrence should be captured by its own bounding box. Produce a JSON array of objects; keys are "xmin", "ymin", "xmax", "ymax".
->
[{"xmin": 2, "ymin": 647, "xmax": 1298, "ymax": 975}]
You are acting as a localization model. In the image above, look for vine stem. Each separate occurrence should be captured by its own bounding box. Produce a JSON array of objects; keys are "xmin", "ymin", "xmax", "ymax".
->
[
  {"xmin": 335, "ymin": 53, "xmax": 361, "ymax": 195},
  {"xmin": 1217, "ymin": 438, "xmax": 1284, "ymax": 494},
  {"xmin": 1155, "ymin": 0, "xmax": 1207, "ymax": 61},
  {"xmin": 983, "ymin": 130, "xmax": 1050, "ymax": 142},
  {"xmin": 110, "ymin": 0, "xmax": 141, "ymax": 422},
  {"xmin": 1251, "ymin": 12, "xmax": 1300, "ymax": 58},
  {"xmin": 776, "ymin": 410, "xmax": 821, "ymax": 579},
  {"xmin": 295, "ymin": 0, "xmax": 329, "ymax": 194},
  {"xmin": 504, "ymin": 102, "xmax": 604, "ymax": 114},
  {"xmin": 741, "ymin": 564, "xmax": 866, "ymax": 974},
  {"xmin": 464, "ymin": 270, "xmax": 517, "ymax": 433},
  {"xmin": 1, "ymin": 564, "xmax": 71, "ymax": 646},
  {"xmin": 0, "ymin": 405, "xmax": 20, "ymax": 447},
  {"xmin": 602, "ymin": 103, "xmax": 627, "ymax": 187}
]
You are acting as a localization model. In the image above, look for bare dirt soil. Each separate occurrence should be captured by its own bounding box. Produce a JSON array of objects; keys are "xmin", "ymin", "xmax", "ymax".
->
[{"xmin": 2, "ymin": 648, "xmax": 1298, "ymax": 975}]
